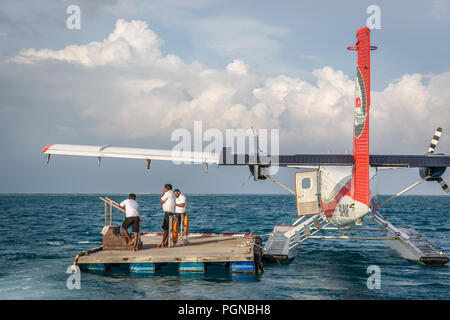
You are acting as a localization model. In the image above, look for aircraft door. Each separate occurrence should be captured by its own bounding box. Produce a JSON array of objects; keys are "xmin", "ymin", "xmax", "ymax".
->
[{"xmin": 295, "ymin": 171, "xmax": 320, "ymax": 216}]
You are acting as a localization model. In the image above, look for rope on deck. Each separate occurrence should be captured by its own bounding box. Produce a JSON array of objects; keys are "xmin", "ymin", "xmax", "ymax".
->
[{"xmin": 73, "ymin": 246, "xmax": 103, "ymax": 265}]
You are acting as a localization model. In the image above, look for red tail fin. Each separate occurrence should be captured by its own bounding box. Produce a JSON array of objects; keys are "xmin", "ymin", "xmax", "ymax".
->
[{"xmin": 348, "ymin": 27, "xmax": 375, "ymax": 207}]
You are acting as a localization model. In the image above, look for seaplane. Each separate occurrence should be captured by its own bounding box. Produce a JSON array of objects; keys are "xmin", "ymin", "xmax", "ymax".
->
[{"xmin": 42, "ymin": 27, "xmax": 450, "ymax": 266}]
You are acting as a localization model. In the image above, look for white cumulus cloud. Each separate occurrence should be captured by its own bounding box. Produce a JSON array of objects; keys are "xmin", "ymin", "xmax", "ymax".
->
[
  {"xmin": 6, "ymin": 19, "xmax": 450, "ymax": 155},
  {"xmin": 10, "ymin": 19, "xmax": 166, "ymax": 67}
]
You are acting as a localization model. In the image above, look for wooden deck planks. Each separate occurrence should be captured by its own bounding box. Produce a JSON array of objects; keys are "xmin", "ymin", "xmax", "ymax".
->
[{"xmin": 76, "ymin": 234, "xmax": 256, "ymax": 264}]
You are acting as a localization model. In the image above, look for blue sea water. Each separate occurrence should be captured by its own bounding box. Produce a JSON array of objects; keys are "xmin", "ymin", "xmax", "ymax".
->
[{"xmin": 0, "ymin": 194, "xmax": 449, "ymax": 300}]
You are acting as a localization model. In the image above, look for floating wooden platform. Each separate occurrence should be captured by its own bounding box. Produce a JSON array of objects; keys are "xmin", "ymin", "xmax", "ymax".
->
[{"xmin": 75, "ymin": 232, "xmax": 264, "ymax": 274}]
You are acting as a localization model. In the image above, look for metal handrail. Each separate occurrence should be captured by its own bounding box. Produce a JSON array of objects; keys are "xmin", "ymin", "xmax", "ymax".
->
[{"xmin": 99, "ymin": 196, "xmax": 125, "ymax": 226}]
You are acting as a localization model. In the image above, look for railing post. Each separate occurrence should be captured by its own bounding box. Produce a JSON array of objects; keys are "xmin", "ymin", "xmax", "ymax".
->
[
  {"xmin": 184, "ymin": 212, "xmax": 189, "ymax": 237},
  {"xmin": 138, "ymin": 217, "xmax": 141, "ymax": 246},
  {"xmin": 168, "ymin": 215, "xmax": 173, "ymax": 248},
  {"xmin": 180, "ymin": 213, "xmax": 184, "ymax": 239}
]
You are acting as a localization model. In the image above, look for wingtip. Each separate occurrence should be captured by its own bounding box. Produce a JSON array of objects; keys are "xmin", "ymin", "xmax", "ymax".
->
[{"xmin": 42, "ymin": 144, "xmax": 54, "ymax": 153}]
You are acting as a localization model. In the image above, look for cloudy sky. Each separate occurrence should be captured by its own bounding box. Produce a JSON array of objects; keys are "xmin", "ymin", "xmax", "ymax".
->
[{"xmin": 1, "ymin": 0, "xmax": 450, "ymax": 194}]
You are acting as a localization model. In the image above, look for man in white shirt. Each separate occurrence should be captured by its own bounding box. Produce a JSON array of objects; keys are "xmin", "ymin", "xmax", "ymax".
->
[
  {"xmin": 158, "ymin": 184, "xmax": 176, "ymax": 248},
  {"xmin": 173, "ymin": 189, "xmax": 186, "ymax": 244},
  {"xmin": 119, "ymin": 193, "xmax": 140, "ymax": 252}
]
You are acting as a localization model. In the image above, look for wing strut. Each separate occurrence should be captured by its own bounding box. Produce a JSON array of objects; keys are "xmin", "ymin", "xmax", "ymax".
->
[
  {"xmin": 263, "ymin": 175, "xmax": 295, "ymax": 195},
  {"xmin": 374, "ymin": 174, "xmax": 431, "ymax": 209}
]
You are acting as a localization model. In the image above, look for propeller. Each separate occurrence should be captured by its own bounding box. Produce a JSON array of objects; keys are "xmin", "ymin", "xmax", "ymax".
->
[
  {"xmin": 428, "ymin": 127, "xmax": 443, "ymax": 153},
  {"xmin": 424, "ymin": 127, "xmax": 449, "ymax": 193},
  {"xmin": 438, "ymin": 177, "xmax": 450, "ymax": 193}
]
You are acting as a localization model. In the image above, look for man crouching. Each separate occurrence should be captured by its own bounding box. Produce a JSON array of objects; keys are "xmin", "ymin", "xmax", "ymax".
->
[{"xmin": 119, "ymin": 193, "xmax": 140, "ymax": 252}]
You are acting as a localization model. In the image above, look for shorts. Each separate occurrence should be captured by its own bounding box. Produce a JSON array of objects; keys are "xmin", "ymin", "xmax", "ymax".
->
[
  {"xmin": 122, "ymin": 217, "xmax": 140, "ymax": 233},
  {"xmin": 162, "ymin": 212, "xmax": 181, "ymax": 231}
]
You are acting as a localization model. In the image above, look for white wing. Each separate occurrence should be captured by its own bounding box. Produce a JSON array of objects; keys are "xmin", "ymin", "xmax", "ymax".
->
[{"xmin": 42, "ymin": 144, "xmax": 220, "ymax": 164}]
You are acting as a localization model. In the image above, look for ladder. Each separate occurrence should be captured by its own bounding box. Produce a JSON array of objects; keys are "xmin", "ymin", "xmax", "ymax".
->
[{"xmin": 264, "ymin": 214, "xmax": 330, "ymax": 263}]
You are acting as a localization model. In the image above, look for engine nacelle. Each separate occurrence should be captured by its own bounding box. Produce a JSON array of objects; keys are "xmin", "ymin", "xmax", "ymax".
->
[
  {"xmin": 419, "ymin": 166, "xmax": 446, "ymax": 181},
  {"xmin": 249, "ymin": 165, "xmax": 270, "ymax": 180},
  {"xmin": 419, "ymin": 153, "xmax": 447, "ymax": 181},
  {"xmin": 419, "ymin": 152, "xmax": 447, "ymax": 181}
]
